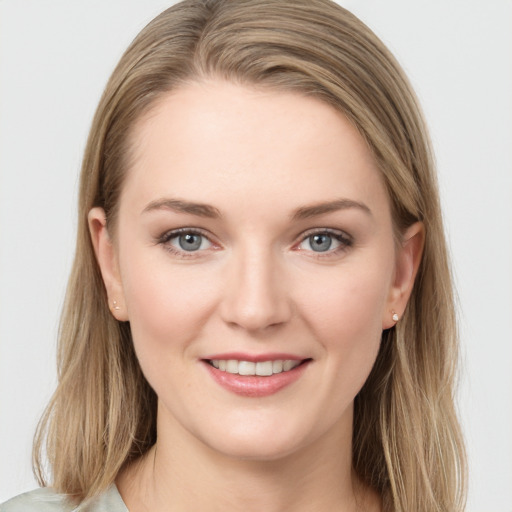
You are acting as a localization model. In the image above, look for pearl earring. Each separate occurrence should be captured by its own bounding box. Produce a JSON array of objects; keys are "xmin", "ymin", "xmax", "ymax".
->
[
  {"xmin": 392, "ymin": 312, "xmax": 399, "ymax": 322},
  {"xmin": 112, "ymin": 300, "xmax": 121, "ymax": 311}
]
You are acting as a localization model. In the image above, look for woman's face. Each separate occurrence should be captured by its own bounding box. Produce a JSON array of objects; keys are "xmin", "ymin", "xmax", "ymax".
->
[{"xmin": 91, "ymin": 80, "xmax": 421, "ymax": 461}]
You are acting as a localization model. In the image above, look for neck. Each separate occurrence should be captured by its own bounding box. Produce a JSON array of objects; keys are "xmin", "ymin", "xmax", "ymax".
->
[{"xmin": 117, "ymin": 405, "xmax": 380, "ymax": 512}]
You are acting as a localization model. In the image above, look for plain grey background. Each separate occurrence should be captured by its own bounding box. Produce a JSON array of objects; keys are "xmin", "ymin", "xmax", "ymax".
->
[{"xmin": 1, "ymin": 1, "xmax": 511, "ymax": 510}]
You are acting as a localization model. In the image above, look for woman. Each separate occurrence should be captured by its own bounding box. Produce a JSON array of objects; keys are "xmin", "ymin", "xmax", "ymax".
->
[{"xmin": 1, "ymin": 0, "xmax": 466, "ymax": 511}]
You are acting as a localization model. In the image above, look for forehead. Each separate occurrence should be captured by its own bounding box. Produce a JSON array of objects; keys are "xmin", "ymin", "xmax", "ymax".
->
[{"xmin": 121, "ymin": 80, "xmax": 389, "ymax": 217}]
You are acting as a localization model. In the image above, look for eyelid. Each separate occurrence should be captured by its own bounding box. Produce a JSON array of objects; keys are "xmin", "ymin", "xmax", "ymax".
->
[
  {"xmin": 296, "ymin": 227, "xmax": 353, "ymax": 244},
  {"xmin": 158, "ymin": 227, "xmax": 212, "ymax": 243}
]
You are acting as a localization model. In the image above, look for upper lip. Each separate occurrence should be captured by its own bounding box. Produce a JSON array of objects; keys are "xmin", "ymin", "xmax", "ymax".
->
[{"xmin": 202, "ymin": 352, "xmax": 307, "ymax": 363}]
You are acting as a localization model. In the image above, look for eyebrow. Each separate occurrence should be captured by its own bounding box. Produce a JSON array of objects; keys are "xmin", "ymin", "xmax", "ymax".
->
[
  {"xmin": 141, "ymin": 197, "xmax": 372, "ymax": 220},
  {"xmin": 142, "ymin": 198, "xmax": 222, "ymax": 218},
  {"xmin": 291, "ymin": 198, "xmax": 372, "ymax": 220}
]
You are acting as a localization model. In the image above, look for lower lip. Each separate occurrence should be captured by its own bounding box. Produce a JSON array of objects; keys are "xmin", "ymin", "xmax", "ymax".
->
[{"xmin": 202, "ymin": 361, "xmax": 310, "ymax": 397}]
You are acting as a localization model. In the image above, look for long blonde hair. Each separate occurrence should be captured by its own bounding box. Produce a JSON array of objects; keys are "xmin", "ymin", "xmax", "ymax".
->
[{"xmin": 34, "ymin": 1, "xmax": 467, "ymax": 510}]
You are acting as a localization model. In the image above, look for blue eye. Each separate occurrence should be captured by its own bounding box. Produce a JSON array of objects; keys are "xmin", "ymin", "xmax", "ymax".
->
[
  {"xmin": 160, "ymin": 229, "xmax": 213, "ymax": 254},
  {"xmin": 175, "ymin": 233, "xmax": 204, "ymax": 251},
  {"xmin": 298, "ymin": 230, "xmax": 352, "ymax": 254},
  {"xmin": 308, "ymin": 233, "xmax": 333, "ymax": 252}
]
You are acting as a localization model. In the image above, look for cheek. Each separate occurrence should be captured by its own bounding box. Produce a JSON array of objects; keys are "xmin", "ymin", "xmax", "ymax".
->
[
  {"xmin": 118, "ymin": 246, "xmax": 219, "ymax": 355},
  {"xmin": 297, "ymin": 256, "xmax": 393, "ymax": 371},
  {"xmin": 303, "ymin": 265, "xmax": 390, "ymax": 331}
]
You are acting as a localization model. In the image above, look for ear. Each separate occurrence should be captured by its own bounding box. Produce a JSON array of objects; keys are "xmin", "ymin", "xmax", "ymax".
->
[
  {"xmin": 382, "ymin": 222, "xmax": 425, "ymax": 329},
  {"xmin": 88, "ymin": 207, "xmax": 129, "ymax": 321}
]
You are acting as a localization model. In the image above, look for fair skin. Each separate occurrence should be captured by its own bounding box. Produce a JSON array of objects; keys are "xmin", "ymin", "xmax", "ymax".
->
[{"xmin": 89, "ymin": 80, "xmax": 423, "ymax": 512}]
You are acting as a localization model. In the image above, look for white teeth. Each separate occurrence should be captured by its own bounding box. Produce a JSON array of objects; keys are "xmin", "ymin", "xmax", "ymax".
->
[
  {"xmin": 209, "ymin": 359, "xmax": 302, "ymax": 376},
  {"xmin": 283, "ymin": 360, "xmax": 296, "ymax": 371},
  {"xmin": 238, "ymin": 361, "xmax": 256, "ymax": 375},
  {"xmin": 226, "ymin": 360, "xmax": 238, "ymax": 374},
  {"xmin": 272, "ymin": 360, "xmax": 283, "ymax": 374},
  {"xmin": 256, "ymin": 361, "xmax": 273, "ymax": 376}
]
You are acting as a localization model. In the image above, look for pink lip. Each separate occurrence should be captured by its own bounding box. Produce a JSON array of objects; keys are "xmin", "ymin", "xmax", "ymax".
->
[{"xmin": 201, "ymin": 358, "xmax": 311, "ymax": 398}]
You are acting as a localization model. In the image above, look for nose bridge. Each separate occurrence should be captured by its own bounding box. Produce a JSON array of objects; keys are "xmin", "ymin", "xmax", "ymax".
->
[{"xmin": 221, "ymin": 242, "xmax": 291, "ymax": 331}]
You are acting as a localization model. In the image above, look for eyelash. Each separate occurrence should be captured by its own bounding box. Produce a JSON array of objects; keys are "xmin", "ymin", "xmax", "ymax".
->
[
  {"xmin": 156, "ymin": 227, "xmax": 353, "ymax": 259},
  {"xmin": 296, "ymin": 228, "xmax": 353, "ymax": 258},
  {"xmin": 157, "ymin": 227, "xmax": 215, "ymax": 259}
]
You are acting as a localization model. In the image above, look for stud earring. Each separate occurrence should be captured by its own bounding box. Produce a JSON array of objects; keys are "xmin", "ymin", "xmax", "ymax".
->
[
  {"xmin": 112, "ymin": 300, "xmax": 121, "ymax": 311},
  {"xmin": 392, "ymin": 312, "xmax": 399, "ymax": 322}
]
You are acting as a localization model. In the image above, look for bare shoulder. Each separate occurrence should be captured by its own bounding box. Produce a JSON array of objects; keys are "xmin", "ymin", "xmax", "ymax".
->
[{"xmin": 0, "ymin": 488, "xmax": 74, "ymax": 512}]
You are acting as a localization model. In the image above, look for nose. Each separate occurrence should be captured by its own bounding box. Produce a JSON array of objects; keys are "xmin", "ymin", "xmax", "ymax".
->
[{"xmin": 219, "ymin": 246, "xmax": 293, "ymax": 332}]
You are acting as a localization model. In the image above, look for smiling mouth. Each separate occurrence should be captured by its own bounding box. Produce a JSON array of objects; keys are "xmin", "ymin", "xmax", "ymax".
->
[{"xmin": 207, "ymin": 359, "xmax": 309, "ymax": 376}]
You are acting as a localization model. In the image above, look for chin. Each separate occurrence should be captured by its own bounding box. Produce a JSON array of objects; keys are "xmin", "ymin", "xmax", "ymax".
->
[
  {"xmin": 191, "ymin": 415, "xmax": 325, "ymax": 463},
  {"xmin": 205, "ymin": 435, "xmax": 305, "ymax": 462}
]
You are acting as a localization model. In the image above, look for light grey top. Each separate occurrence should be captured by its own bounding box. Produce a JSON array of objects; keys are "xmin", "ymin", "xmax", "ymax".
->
[{"xmin": 0, "ymin": 485, "xmax": 128, "ymax": 512}]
